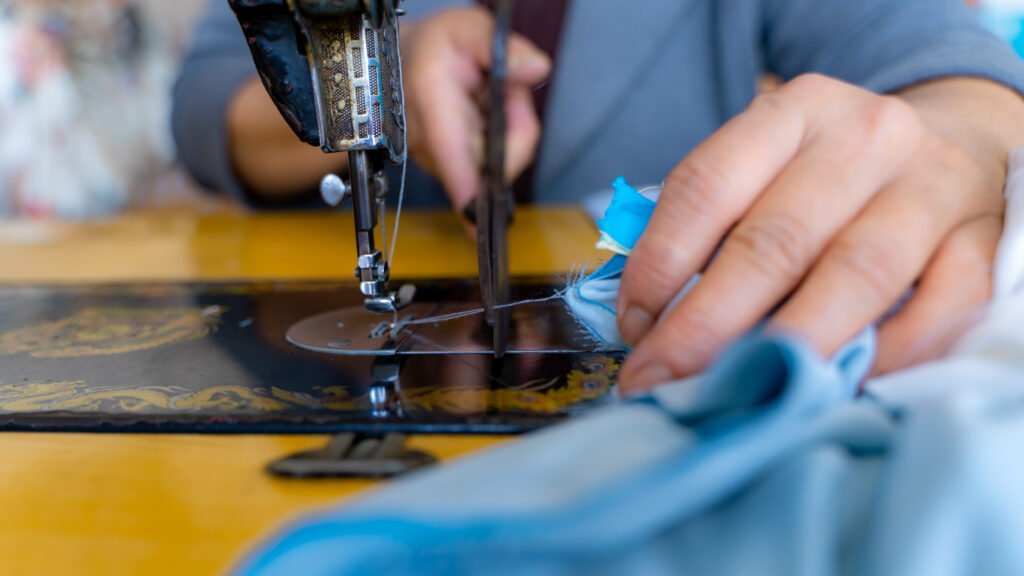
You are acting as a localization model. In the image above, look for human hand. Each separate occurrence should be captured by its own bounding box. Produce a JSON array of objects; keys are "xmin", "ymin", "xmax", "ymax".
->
[
  {"xmin": 617, "ymin": 74, "xmax": 1018, "ymax": 394},
  {"xmin": 402, "ymin": 7, "xmax": 551, "ymax": 212}
]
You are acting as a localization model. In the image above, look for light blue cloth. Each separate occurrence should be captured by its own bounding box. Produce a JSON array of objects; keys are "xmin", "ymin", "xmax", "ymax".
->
[
  {"xmin": 564, "ymin": 255, "xmax": 628, "ymax": 349},
  {"xmin": 238, "ymin": 324, "xmax": 1024, "ymax": 576},
  {"xmin": 238, "ymin": 332, "xmax": 885, "ymax": 576}
]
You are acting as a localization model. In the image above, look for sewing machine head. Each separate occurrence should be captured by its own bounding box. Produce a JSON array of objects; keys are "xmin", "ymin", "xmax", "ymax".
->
[
  {"xmin": 230, "ymin": 0, "xmax": 406, "ymax": 312},
  {"xmin": 228, "ymin": 0, "xmax": 513, "ymax": 355},
  {"xmin": 230, "ymin": 0, "xmax": 406, "ymax": 159}
]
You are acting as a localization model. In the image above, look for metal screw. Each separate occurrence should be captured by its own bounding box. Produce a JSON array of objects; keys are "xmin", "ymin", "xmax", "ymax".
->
[{"xmin": 320, "ymin": 173, "xmax": 351, "ymax": 207}]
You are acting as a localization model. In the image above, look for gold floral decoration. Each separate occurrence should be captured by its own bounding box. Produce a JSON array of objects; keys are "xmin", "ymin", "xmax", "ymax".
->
[{"xmin": 0, "ymin": 306, "xmax": 223, "ymax": 358}]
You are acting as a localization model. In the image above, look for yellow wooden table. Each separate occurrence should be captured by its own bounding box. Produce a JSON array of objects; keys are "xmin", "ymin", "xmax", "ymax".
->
[{"xmin": 0, "ymin": 207, "xmax": 603, "ymax": 575}]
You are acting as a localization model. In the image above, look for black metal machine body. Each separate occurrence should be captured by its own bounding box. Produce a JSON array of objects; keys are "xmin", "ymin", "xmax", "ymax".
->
[
  {"xmin": 230, "ymin": 0, "xmax": 407, "ymax": 312},
  {"xmin": 228, "ymin": 0, "xmax": 513, "ymax": 354}
]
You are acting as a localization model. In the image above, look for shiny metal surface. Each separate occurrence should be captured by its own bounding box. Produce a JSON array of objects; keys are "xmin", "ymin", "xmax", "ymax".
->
[
  {"xmin": 286, "ymin": 301, "xmax": 617, "ymax": 356},
  {"xmin": 286, "ymin": 302, "xmax": 440, "ymax": 356},
  {"xmin": 296, "ymin": 0, "xmax": 406, "ymax": 159},
  {"xmin": 347, "ymin": 150, "xmax": 391, "ymax": 302},
  {"xmin": 320, "ymin": 173, "xmax": 351, "ymax": 207}
]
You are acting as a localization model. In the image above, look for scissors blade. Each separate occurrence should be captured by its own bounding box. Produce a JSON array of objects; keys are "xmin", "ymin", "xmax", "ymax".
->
[{"xmin": 476, "ymin": 0, "xmax": 512, "ymax": 358}]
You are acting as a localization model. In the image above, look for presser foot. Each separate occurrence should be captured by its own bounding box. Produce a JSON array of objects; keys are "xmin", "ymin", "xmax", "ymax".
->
[{"xmin": 363, "ymin": 283, "xmax": 417, "ymax": 314}]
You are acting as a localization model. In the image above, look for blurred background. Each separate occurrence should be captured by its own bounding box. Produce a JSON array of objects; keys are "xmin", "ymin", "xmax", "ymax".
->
[
  {"xmin": 0, "ymin": 0, "xmax": 209, "ymax": 218},
  {"xmin": 0, "ymin": 0, "xmax": 1022, "ymax": 220}
]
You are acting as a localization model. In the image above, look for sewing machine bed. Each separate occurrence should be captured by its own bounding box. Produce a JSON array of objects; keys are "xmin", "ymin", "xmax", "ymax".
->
[{"xmin": 0, "ymin": 280, "xmax": 621, "ymax": 434}]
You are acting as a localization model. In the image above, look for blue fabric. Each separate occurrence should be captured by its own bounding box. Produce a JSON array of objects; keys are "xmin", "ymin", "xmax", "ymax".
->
[
  {"xmin": 596, "ymin": 178, "xmax": 656, "ymax": 252},
  {"xmin": 236, "ymin": 321, "xmax": 1024, "ymax": 576},
  {"xmin": 565, "ymin": 178, "xmax": 658, "ymax": 347},
  {"xmin": 565, "ymin": 178, "xmax": 696, "ymax": 347},
  {"xmin": 237, "ymin": 332, "xmax": 887, "ymax": 576},
  {"xmin": 564, "ymin": 255, "xmax": 627, "ymax": 348}
]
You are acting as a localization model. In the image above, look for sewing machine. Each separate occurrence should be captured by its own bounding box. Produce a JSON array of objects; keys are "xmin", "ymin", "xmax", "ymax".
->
[
  {"xmin": 228, "ymin": 0, "xmax": 513, "ymax": 356},
  {"xmin": 0, "ymin": 0, "xmax": 627, "ymax": 443}
]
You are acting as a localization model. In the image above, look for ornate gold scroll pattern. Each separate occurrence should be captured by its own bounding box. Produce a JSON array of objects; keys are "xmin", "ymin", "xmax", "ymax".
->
[
  {"xmin": 399, "ymin": 355, "xmax": 619, "ymax": 414},
  {"xmin": 0, "ymin": 356, "xmax": 618, "ymax": 415},
  {"xmin": 0, "ymin": 306, "xmax": 224, "ymax": 358},
  {"xmin": 0, "ymin": 381, "xmax": 356, "ymax": 414}
]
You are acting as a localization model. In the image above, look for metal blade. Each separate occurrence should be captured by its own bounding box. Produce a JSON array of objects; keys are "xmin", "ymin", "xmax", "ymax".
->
[
  {"xmin": 286, "ymin": 303, "xmax": 440, "ymax": 356},
  {"xmin": 477, "ymin": 0, "xmax": 513, "ymax": 358},
  {"xmin": 284, "ymin": 302, "xmax": 619, "ymax": 356}
]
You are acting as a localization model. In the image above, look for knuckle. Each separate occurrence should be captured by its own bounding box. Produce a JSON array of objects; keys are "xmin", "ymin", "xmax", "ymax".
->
[
  {"xmin": 827, "ymin": 237, "xmax": 903, "ymax": 305},
  {"xmin": 625, "ymin": 235, "xmax": 694, "ymax": 299},
  {"xmin": 747, "ymin": 90, "xmax": 805, "ymax": 130},
  {"xmin": 664, "ymin": 159, "xmax": 732, "ymax": 217},
  {"xmin": 778, "ymin": 73, "xmax": 845, "ymax": 107},
  {"xmin": 727, "ymin": 216, "xmax": 815, "ymax": 281},
  {"xmin": 660, "ymin": 305, "xmax": 729, "ymax": 367},
  {"xmin": 858, "ymin": 96, "xmax": 920, "ymax": 147},
  {"xmin": 747, "ymin": 91, "xmax": 790, "ymax": 117},
  {"xmin": 787, "ymin": 73, "xmax": 834, "ymax": 95}
]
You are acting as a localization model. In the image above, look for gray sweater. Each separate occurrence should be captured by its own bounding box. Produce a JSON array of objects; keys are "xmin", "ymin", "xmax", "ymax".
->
[{"xmin": 173, "ymin": 0, "xmax": 1024, "ymax": 207}]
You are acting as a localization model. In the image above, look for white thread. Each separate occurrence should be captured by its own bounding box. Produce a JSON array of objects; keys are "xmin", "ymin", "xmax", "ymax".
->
[
  {"xmin": 389, "ymin": 158, "xmax": 407, "ymax": 265},
  {"xmin": 406, "ymin": 332, "xmax": 511, "ymax": 386},
  {"xmin": 385, "ymin": 148, "xmax": 406, "ymax": 332},
  {"xmin": 386, "ymin": 25, "xmax": 409, "ymax": 327},
  {"xmin": 379, "ymin": 195, "xmax": 388, "ymax": 265},
  {"xmin": 401, "ymin": 291, "xmax": 568, "ymax": 326},
  {"xmin": 396, "ymin": 264, "xmax": 620, "ymax": 328},
  {"xmin": 388, "ymin": 25, "xmax": 409, "ymax": 267}
]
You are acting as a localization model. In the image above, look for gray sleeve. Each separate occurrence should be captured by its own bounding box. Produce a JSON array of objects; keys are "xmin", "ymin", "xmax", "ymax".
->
[
  {"xmin": 762, "ymin": 0, "xmax": 1024, "ymax": 96},
  {"xmin": 171, "ymin": 0, "xmax": 257, "ymax": 201}
]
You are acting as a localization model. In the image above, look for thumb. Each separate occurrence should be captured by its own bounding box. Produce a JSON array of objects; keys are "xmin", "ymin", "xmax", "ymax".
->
[{"xmin": 506, "ymin": 34, "xmax": 551, "ymax": 86}]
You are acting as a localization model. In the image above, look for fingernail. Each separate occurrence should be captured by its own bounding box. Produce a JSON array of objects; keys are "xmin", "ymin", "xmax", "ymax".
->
[
  {"xmin": 509, "ymin": 50, "xmax": 550, "ymax": 74},
  {"xmin": 621, "ymin": 361, "xmax": 673, "ymax": 395},
  {"xmin": 619, "ymin": 306, "xmax": 654, "ymax": 346}
]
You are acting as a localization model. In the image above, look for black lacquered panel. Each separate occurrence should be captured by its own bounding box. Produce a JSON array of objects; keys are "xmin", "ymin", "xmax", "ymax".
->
[{"xmin": 0, "ymin": 280, "xmax": 620, "ymax": 434}]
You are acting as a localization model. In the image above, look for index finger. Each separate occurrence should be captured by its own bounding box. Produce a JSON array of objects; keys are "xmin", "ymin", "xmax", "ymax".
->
[{"xmin": 616, "ymin": 77, "xmax": 836, "ymax": 345}]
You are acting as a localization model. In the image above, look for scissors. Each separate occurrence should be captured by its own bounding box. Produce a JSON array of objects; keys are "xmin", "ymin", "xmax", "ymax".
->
[{"xmin": 475, "ymin": 0, "xmax": 513, "ymax": 358}]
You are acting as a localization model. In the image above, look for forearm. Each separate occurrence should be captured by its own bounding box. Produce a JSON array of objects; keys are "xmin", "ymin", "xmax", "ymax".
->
[
  {"xmin": 898, "ymin": 77, "xmax": 1024, "ymax": 190},
  {"xmin": 227, "ymin": 78, "xmax": 346, "ymax": 200}
]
